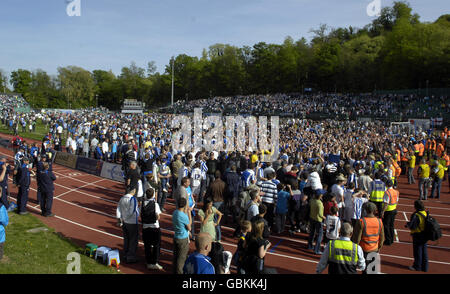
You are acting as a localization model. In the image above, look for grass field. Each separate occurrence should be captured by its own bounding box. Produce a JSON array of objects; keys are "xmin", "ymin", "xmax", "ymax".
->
[
  {"xmin": 0, "ymin": 212, "xmax": 120, "ymax": 274},
  {"xmin": 0, "ymin": 119, "xmax": 49, "ymax": 142}
]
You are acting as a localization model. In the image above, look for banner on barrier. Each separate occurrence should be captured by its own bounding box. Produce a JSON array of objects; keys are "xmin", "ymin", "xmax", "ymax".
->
[
  {"xmin": 100, "ymin": 161, "xmax": 125, "ymax": 183},
  {"xmin": 0, "ymin": 139, "xmax": 10, "ymax": 148},
  {"xmin": 54, "ymin": 152, "xmax": 78, "ymax": 169},
  {"xmin": 76, "ymin": 157, "xmax": 103, "ymax": 176}
]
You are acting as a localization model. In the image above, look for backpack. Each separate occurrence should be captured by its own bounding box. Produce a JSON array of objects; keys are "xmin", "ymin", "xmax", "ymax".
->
[
  {"xmin": 141, "ymin": 200, "xmax": 157, "ymax": 224},
  {"xmin": 421, "ymin": 211, "xmax": 442, "ymax": 241}
]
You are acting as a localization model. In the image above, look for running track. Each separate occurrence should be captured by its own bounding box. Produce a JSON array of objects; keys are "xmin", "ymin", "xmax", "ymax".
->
[{"xmin": 1, "ymin": 135, "xmax": 450, "ymax": 274}]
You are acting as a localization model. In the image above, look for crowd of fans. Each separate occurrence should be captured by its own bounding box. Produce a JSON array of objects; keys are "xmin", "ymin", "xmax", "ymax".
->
[
  {"xmin": 0, "ymin": 92, "xmax": 449, "ymax": 274},
  {"xmin": 165, "ymin": 93, "xmax": 449, "ymax": 120}
]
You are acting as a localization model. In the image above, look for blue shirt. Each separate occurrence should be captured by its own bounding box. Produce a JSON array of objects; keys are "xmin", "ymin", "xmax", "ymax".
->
[
  {"xmin": 186, "ymin": 186, "xmax": 195, "ymax": 216},
  {"xmin": 241, "ymin": 169, "xmax": 255, "ymax": 188},
  {"xmin": 172, "ymin": 210, "xmax": 190, "ymax": 240},
  {"xmin": 276, "ymin": 190, "xmax": 290, "ymax": 214},
  {"xmin": 183, "ymin": 252, "xmax": 215, "ymax": 274},
  {"xmin": 0, "ymin": 204, "xmax": 8, "ymax": 243}
]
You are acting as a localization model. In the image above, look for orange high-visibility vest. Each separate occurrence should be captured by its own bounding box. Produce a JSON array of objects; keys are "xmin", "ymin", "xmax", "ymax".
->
[
  {"xmin": 443, "ymin": 154, "xmax": 450, "ymax": 167},
  {"xmin": 427, "ymin": 140, "xmax": 436, "ymax": 151},
  {"xmin": 384, "ymin": 188, "xmax": 399, "ymax": 212},
  {"xmin": 436, "ymin": 143, "xmax": 445, "ymax": 158},
  {"xmin": 418, "ymin": 143, "xmax": 425, "ymax": 156},
  {"xmin": 360, "ymin": 217, "xmax": 383, "ymax": 252},
  {"xmin": 401, "ymin": 147, "xmax": 409, "ymax": 161},
  {"xmin": 393, "ymin": 161, "xmax": 401, "ymax": 177},
  {"xmin": 395, "ymin": 149, "xmax": 401, "ymax": 163}
]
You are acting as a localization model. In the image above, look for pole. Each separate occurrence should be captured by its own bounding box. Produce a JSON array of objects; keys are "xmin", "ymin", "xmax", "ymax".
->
[{"xmin": 171, "ymin": 56, "xmax": 174, "ymax": 106}]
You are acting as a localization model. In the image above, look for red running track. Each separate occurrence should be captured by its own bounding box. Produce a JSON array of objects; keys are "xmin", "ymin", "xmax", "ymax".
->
[{"xmin": 0, "ymin": 138, "xmax": 449, "ymax": 274}]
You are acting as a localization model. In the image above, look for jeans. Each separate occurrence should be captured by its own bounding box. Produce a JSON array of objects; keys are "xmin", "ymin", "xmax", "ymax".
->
[
  {"xmin": 307, "ymin": 219, "xmax": 323, "ymax": 253},
  {"xmin": 275, "ymin": 213, "xmax": 287, "ymax": 234},
  {"xmin": 407, "ymin": 167, "xmax": 415, "ymax": 184},
  {"xmin": 213, "ymin": 201, "xmax": 224, "ymax": 241},
  {"xmin": 160, "ymin": 178, "xmax": 169, "ymax": 191},
  {"xmin": 430, "ymin": 177, "xmax": 443, "ymax": 199},
  {"xmin": 199, "ymin": 179, "xmax": 207, "ymax": 203},
  {"xmin": 418, "ymin": 178, "xmax": 429, "ymax": 200},
  {"xmin": 206, "ymin": 174, "xmax": 215, "ymax": 189},
  {"xmin": 263, "ymin": 202, "xmax": 275, "ymax": 229},
  {"xmin": 158, "ymin": 190, "xmax": 168, "ymax": 211},
  {"xmin": 412, "ymin": 234, "xmax": 428, "ymax": 272}
]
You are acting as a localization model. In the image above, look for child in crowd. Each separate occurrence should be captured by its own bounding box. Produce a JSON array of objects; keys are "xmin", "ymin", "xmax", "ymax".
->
[
  {"xmin": 275, "ymin": 183, "xmax": 292, "ymax": 234},
  {"xmin": 233, "ymin": 220, "xmax": 252, "ymax": 274},
  {"xmin": 324, "ymin": 206, "xmax": 341, "ymax": 244}
]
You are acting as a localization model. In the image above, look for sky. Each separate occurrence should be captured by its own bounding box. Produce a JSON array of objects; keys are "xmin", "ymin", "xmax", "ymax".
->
[{"xmin": 0, "ymin": 0, "xmax": 448, "ymax": 79}]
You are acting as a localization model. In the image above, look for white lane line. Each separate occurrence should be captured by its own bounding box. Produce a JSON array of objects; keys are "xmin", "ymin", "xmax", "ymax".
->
[
  {"xmin": 397, "ymin": 203, "xmax": 450, "ymax": 211},
  {"xmin": 7, "ymin": 191, "xmax": 324, "ymax": 269},
  {"xmin": 32, "ymin": 178, "xmax": 106, "ymax": 208},
  {"xmin": 3, "ymin": 150, "xmax": 450, "ymax": 267},
  {"xmin": 12, "ymin": 183, "xmax": 450, "ymax": 266},
  {"xmin": 403, "ymin": 212, "xmax": 408, "ymax": 221},
  {"xmin": 394, "ymin": 229, "xmax": 399, "ymax": 243}
]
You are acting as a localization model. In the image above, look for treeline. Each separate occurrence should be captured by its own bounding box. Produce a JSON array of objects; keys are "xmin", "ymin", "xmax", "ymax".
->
[{"xmin": 0, "ymin": 1, "xmax": 449, "ymax": 110}]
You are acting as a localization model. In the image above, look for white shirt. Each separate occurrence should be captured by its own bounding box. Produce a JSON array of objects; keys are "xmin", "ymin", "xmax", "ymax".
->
[
  {"xmin": 102, "ymin": 141, "xmax": 109, "ymax": 153},
  {"xmin": 116, "ymin": 194, "xmax": 139, "ymax": 225},
  {"xmin": 142, "ymin": 199, "xmax": 161, "ymax": 229},
  {"xmin": 307, "ymin": 172, "xmax": 323, "ymax": 190},
  {"xmin": 70, "ymin": 138, "xmax": 77, "ymax": 151},
  {"xmin": 331, "ymin": 184, "xmax": 344, "ymax": 201},
  {"xmin": 325, "ymin": 215, "xmax": 341, "ymax": 240},
  {"xmin": 190, "ymin": 167, "xmax": 202, "ymax": 187}
]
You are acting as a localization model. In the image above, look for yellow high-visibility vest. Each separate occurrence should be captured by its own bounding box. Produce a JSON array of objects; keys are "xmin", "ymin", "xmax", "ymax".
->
[
  {"xmin": 370, "ymin": 180, "xmax": 385, "ymax": 202},
  {"xmin": 410, "ymin": 211, "xmax": 427, "ymax": 234},
  {"xmin": 329, "ymin": 239, "xmax": 358, "ymax": 265},
  {"xmin": 418, "ymin": 164, "xmax": 430, "ymax": 178}
]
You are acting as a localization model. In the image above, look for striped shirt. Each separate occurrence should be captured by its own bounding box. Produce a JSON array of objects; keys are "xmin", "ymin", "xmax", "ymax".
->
[
  {"xmin": 352, "ymin": 197, "xmax": 368, "ymax": 220},
  {"xmin": 241, "ymin": 169, "xmax": 255, "ymax": 188},
  {"xmin": 200, "ymin": 160, "xmax": 208, "ymax": 180},
  {"xmin": 259, "ymin": 180, "xmax": 278, "ymax": 204},
  {"xmin": 256, "ymin": 167, "xmax": 264, "ymax": 180}
]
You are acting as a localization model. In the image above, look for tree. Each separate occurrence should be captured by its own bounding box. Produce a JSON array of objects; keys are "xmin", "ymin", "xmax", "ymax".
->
[
  {"xmin": 10, "ymin": 69, "xmax": 32, "ymax": 95},
  {"xmin": 57, "ymin": 66, "xmax": 96, "ymax": 108},
  {"xmin": 0, "ymin": 70, "xmax": 9, "ymax": 93}
]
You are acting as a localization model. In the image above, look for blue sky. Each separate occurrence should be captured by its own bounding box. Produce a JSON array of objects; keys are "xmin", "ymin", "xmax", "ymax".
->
[{"xmin": 0, "ymin": 0, "xmax": 447, "ymax": 79}]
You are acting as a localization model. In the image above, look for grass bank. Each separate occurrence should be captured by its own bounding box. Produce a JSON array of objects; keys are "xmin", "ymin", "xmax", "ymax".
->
[{"xmin": 0, "ymin": 212, "xmax": 120, "ymax": 274}]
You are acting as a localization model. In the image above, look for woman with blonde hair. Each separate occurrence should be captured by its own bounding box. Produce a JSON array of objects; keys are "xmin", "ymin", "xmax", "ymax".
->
[{"xmin": 242, "ymin": 219, "xmax": 273, "ymax": 274}]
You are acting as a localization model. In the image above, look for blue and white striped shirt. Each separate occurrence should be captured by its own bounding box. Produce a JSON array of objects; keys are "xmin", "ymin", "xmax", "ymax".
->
[{"xmin": 241, "ymin": 169, "xmax": 255, "ymax": 188}]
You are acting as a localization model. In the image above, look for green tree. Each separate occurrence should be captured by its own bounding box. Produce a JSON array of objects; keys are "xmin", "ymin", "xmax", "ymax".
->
[{"xmin": 57, "ymin": 66, "xmax": 96, "ymax": 108}]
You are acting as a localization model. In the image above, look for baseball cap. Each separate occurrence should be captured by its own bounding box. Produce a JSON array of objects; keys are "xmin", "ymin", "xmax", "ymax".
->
[{"xmin": 316, "ymin": 189, "xmax": 327, "ymax": 196}]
